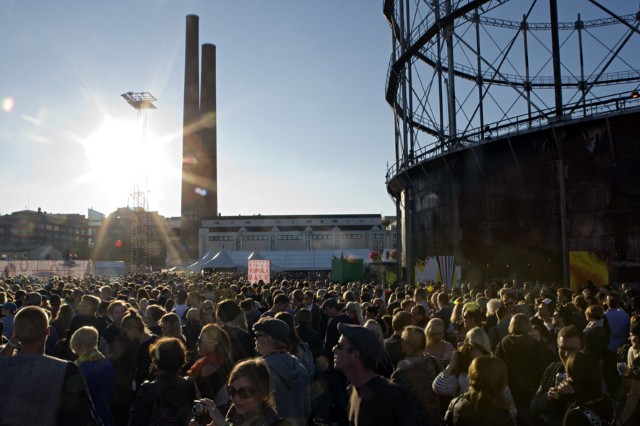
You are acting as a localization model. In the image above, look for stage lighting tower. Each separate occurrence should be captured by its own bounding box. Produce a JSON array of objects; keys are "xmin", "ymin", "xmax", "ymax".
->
[{"xmin": 121, "ymin": 91, "xmax": 156, "ymax": 272}]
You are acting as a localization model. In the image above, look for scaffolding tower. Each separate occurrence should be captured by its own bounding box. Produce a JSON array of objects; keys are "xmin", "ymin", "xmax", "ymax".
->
[{"xmin": 121, "ymin": 91, "xmax": 156, "ymax": 272}]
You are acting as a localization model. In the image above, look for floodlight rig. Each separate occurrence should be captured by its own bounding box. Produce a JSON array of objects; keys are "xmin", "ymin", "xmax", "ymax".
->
[
  {"xmin": 121, "ymin": 91, "xmax": 156, "ymax": 272},
  {"xmin": 121, "ymin": 91, "xmax": 157, "ymax": 110}
]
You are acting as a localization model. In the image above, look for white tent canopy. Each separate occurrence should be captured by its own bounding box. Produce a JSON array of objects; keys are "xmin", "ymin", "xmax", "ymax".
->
[
  {"xmin": 248, "ymin": 250, "xmax": 264, "ymax": 260},
  {"xmin": 191, "ymin": 249, "xmax": 373, "ymax": 272},
  {"xmin": 187, "ymin": 250, "xmax": 216, "ymax": 271},
  {"xmin": 201, "ymin": 249, "xmax": 238, "ymax": 270},
  {"xmin": 188, "ymin": 249, "xmax": 372, "ymax": 272}
]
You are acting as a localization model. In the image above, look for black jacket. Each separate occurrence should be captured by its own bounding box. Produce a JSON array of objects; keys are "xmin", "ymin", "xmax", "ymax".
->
[
  {"xmin": 495, "ymin": 334, "xmax": 555, "ymax": 407},
  {"xmin": 223, "ymin": 324, "xmax": 257, "ymax": 363},
  {"xmin": 445, "ymin": 393, "xmax": 515, "ymax": 426},
  {"xmin": 296, "ymin": 324, "xmax": 322, "ymax": 359},
  {"xmin": 128, "ymin": 373, "xmax": 196, "ymax": 426}
]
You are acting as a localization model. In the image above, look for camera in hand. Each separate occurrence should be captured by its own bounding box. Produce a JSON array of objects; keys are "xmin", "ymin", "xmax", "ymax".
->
[
  {"xmin": 192, "ymin": 401, "xmax": 210, "ymax": 424},
  {"xmin": 193, "ymin": 401, "xmax": 204, "ymax": 416}
]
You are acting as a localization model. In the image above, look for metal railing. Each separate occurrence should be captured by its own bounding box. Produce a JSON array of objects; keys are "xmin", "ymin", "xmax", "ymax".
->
[{"xmin": 386, "ymin": 91, "xmax": 640, "ymax": 181}]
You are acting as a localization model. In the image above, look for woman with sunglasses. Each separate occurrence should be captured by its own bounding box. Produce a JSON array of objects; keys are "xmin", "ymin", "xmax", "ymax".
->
[
  {"xmin": 188, "ymin": 323, "xmax": 234, "ymax": 415},
  {"xmin": 188, "ymin": 358, "xmax": 290, "ymax": 426},
  {"xmin": 200, "ymin": 300, "xmax": 216, "ymax": 325}
]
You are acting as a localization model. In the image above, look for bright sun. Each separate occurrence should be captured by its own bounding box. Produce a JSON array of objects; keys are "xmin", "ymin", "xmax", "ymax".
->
[{"xmin": 83, "ymin": 116, "xmax": 170, "ymax": 207}]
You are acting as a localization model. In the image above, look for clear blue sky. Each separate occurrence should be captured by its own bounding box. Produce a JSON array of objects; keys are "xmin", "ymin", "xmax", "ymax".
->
[
  {"xmin": 0, "ymin": 0, "xmax": 396, "ymax": 218},
  {"xmin": 1, "ymin": 1, "xmax": 636, "ymax": 219}
]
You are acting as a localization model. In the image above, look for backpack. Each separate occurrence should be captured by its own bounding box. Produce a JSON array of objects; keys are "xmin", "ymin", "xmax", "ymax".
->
[
  {"xmin": 146, "ymin": 381, "xmax": 189, "ymax": 426},
  {"xmin": 148, "ymin": 402, "xmax": 180, "ymax": 426}
]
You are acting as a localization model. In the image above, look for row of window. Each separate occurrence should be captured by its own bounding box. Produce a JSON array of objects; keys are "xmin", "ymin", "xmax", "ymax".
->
[
  {"xmin": 35, "ymin": 224, "xmax": 86, "ymax": 234},
  {"xmin": 212, "ymin": 219, "xmax": 369, "ymax": 225},
  {"xmin": 209, "ymin": 233, "xmax": 396, "ymax": 241},
  {"xmin": 342, "ymin": 234, "xmax": 362, "ymax": 239},
  {"xmin": 9, "ymin": 235, "xmax": 82, "ymax": 243},
  {"xmin": 209, "ymin": 236, "xmax": 234, "ymax": 241}
]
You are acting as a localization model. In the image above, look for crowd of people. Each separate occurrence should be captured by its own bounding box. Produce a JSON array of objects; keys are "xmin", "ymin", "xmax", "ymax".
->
[{"xmin": 0, "ymin": 271, "xmax": 639, "ymax": 426}]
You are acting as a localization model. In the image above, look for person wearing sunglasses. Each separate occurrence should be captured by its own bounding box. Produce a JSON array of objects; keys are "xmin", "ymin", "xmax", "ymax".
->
[
  {"xmin": 333, "ymin": 322, "xmax": 421, "ymax": 425},
  {"xmin": 188, "ymin": 324, "xmax": 234, "ymax": 414},
  {"xmin": 188, "ymin": 358, "xmax": 291, "ymax": 426}
]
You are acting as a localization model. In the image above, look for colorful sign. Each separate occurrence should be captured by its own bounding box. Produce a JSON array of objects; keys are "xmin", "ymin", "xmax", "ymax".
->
[{"xmin": 248, "ymin": 259, "xmax": 270, "ymax": 284}]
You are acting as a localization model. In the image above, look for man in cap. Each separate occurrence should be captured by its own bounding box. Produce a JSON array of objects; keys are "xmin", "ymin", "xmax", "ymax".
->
[
  {"xmin": 333, "ymin": 323, "xmax": 421, "ymax": 425},
  {"xmin": 254, "ymin": 317, "xmax": 311, "ymax": 426}
]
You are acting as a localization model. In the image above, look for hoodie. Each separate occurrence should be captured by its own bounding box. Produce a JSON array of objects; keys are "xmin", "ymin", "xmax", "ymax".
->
[
  {"xmin": 495, "ymin": 334, "xmax": 555, "ymax": 406},
  {"xmin": 264, "ymin": 351, "xmax": 311, "ymax": 426}
]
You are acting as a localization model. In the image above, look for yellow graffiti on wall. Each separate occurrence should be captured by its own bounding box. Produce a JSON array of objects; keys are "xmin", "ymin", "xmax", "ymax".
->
[{"xmin": 569, "ymin": 251, "xmax": 609, "ymax": 291}]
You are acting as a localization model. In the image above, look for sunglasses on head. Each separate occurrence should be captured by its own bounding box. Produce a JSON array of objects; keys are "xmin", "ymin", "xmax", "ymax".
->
[{"xmin": 227, "ymin": 385, "xmax": 257, "ymax": 399}]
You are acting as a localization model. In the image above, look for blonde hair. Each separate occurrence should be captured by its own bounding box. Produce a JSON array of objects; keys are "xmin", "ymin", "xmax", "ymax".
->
[
  {"xmin": 199, "ymin": 324, "xmax": 233, "ymax": 369},
  {"xmin": 364, "ymin": 319, "xmax": 385, "ymax": 346},
  {"xmin": 70, "ymin": 326, "xmax": 99, "ymax": 352},
  {"xmin": 425, "ymin": 318, "xmax": 445, "ymax": 345},
  {"xmin": 345, "ymin": 301, "xmax": 364, "ymax": 325},
  {"xmin": 401, "ymin": 325, "xmax": 426, "ymax": 356},
  {"xmin": 486, "ymin": 298, "xmax": 502, "ymax": 316},
  {"xmin": 509, "ymin": 313, "xmax": 531, "ymax": 335},
  {"xmin": 466, "ymin": 327, "xmax": 492, "ymax": 355}
]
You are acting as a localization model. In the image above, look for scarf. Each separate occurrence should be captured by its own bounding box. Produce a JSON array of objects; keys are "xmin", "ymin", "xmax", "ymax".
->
[
  {"xmin": 188, "ymin": 353, "xmax": 224, "ymax": 378},
  {"xmin": 76, "ymin": 348, "xmax": 105, "ymax": 366}
]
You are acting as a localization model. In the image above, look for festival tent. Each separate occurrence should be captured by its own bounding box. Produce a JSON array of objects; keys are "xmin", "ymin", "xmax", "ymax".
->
[
  {"xmin": 200, "ymin": 249, "xmax": 238, "ymax": 271},
  {"xmin": 248, "ymin": 250, "xmax": 264, "ymax": 260},
  {"xmin": 225, "ymin": 249, "xmax": 371, "ymax": 272},
  {"xmin": 168, "ymin": 265, "xmax": 190, "ymax": 272},
  {"xmin": 186, "ymin": 250, "xmax": 217, "ymax": 272}
]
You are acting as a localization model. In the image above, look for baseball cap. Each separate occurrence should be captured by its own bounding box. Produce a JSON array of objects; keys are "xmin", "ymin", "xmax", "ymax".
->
[
  {"xmin": 337, "ymin": 323, "xmax": 382, "ymax": 362},
  {"xmin": 253, "ymin": 318, "xmax": 290, "ymax": 343}
]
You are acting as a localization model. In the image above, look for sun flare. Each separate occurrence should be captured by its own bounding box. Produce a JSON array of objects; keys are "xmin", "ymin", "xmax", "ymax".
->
[{"xmin": 83, "ymin": 116, "xmax": 171, "ymax": 208}]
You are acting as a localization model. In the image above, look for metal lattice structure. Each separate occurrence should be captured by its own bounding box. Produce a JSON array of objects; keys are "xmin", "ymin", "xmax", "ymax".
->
[
  {"xmin": 121, "ymin": 91, "xmax": 156, "ymax": 272},
  {"xmin": 384, "ymin": 1, "xmax": 640, "ymax": 284}
]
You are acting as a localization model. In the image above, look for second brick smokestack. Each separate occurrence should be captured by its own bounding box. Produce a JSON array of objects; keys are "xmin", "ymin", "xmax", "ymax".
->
[
  {"xmin": 200, "ymin": 43, "xmax": 218, "ymax": 217},
  {"xmin": 181, "ymin": 14, "xmax": 202, "ymax": 258}
]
